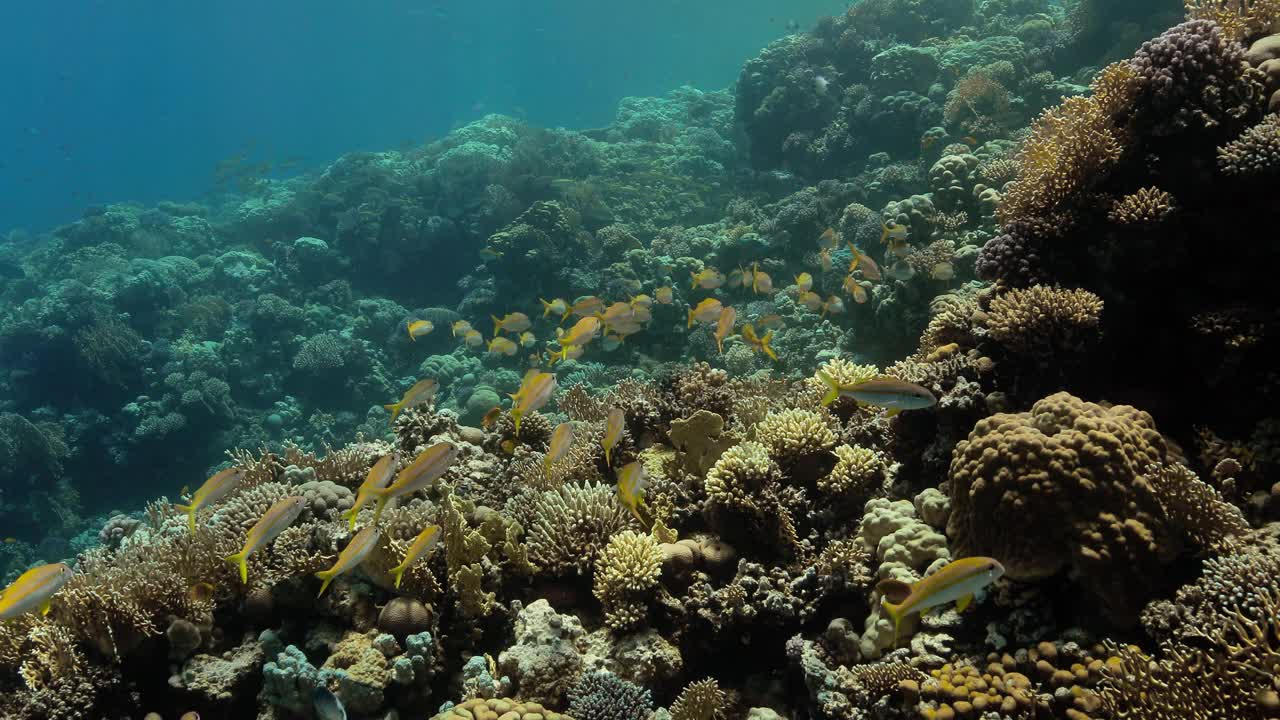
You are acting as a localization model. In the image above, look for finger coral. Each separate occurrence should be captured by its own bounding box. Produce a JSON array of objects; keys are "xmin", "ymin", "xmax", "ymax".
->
[
  {"xmin": 593, "ymin": 530, "xmax": 664, "ymax": 631},
  {"xmin": 984, "ymin": 285, "xmax": 1104, "ymax": 356},
  {"xmin": 1217, "ymin": 112, "xmax": 1280, "ymax": 175},
  {"xmin": 1107, "ymin": 186, "xmax": 1178, "ymax": 225}
]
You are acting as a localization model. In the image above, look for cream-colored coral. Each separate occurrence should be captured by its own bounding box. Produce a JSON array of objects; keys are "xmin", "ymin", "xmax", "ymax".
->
[
  {"xmin": 1108, "ymin": 186, "xmax": 1177, "ymax": 225},
  {"xmin": 430, "ymin": 697, "xmax": 574, "ymax": 720},
  {"xmin": 669, "ymin": 677, "xmax": 728, "ymax": 720},
  {"xmin": 593, "ymin": 530, "xmax": 664, "ymax": 631},
  {"xmin": 808, "ymin": 358, "xmax": 879, "ymax": 396},
  {"xmin": 1185, "ymin": 0, "xmax": 1280, "ymax": 41},
  {"xmin": 1218, "ymin": 113, "xmax": 1280, "ymax": 175},
  {"xmin": 704, "ymin": 442, "xmax": 777, "ymax": 513},
  {"xmin": 819, "ymin": 445, "xmax": 886, "ymax": 499},
  {"xmin": 985, "ymin": 285, "xmax": 1103, "ymax": 355},
  {"xmin": 754, "ymin": 409, "xmax": 837, "ymax": 460},
  {"xmin": 857, "ymin": 498, "xmax": 950, "ymax": 659},
  {"xmin": 507, "ymin": 481, "xmax": 637, "ymax": 576}
]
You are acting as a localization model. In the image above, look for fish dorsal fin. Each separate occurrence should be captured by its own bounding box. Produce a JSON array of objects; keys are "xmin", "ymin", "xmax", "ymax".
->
[
  {"xmin": 956, "ymin": 593, "xmax": 974, "ymax": 612},
  {"xmin": 875, "ymin": 578, "xmax": 912, "ymax": 606}
]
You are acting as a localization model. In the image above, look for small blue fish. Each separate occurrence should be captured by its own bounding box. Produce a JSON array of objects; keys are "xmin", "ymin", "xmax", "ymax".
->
[{"xmin": 312, "ymin": 686, "xmax": 347, "ymax": 720}]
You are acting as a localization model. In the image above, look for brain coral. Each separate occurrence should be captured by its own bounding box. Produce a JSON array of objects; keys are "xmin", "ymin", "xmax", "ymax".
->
[{"xmin": 947, "ymin": 392, "xmax": 1175, "ymax": 625}]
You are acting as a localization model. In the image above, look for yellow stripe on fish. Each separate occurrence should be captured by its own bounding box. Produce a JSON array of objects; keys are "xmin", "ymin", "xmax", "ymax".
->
[
  {"xmin": 0, "ymin": 563, "xmax": 72, "ymax": 620},
  {"xmin": 175, "ymin": 466, "xmax": 243, "ymax": 536},
  {"xmin": 368, "ymin": 442, "xmax": 459, "ymax": 525},
  {"xmin": 602, "ymin": 407, "xmax": 625, "ymax": 466},
  {"xmin": 877, "ymin": 557, "xmax": 1004, "ymax": 645},
  {"xmin": 225, "ymin": 496, "xmax": 307, "ymax": 584},
  {"xmin": 315, "ymin": 525, "xmax": 381, "ymax": 597},
  {"xmin": 384, "ymin": 378, "xmax": 437, "ymax": 424},
  {"xmin": 345, "ymin": 452, "xmax": 400, "ymax": 530},
  {"xmin": 389, "ymin": 524, "xmax": 441, "ymax": 589}
]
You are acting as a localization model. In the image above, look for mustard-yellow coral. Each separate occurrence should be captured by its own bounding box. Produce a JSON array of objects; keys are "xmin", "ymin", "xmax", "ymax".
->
[
  {"xmin": 593, "ymin": 530, "xmax": 664, "ymax": 630},
  {"xmin": 1108, "ymin": 186, "xmax": 1178, "ymax": 225},
  {"xmin": 985, "ymin": 285, "xmax": 1103, "ymax": 355},
  {"xmin": 755, "ymin": 408, "xmax": 837, "ymax": 460},
  {"xmin": 819, "ymin": 445, "xmax": 886, "ymax": 499}
]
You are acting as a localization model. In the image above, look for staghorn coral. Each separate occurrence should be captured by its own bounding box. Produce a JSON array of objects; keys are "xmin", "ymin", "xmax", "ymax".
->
[
  {"xmin": 593, "ymin": 530, "xmax": 664, "ymax": 631},
  {"xmin": 567, "ymin": 671, "xmax": 652, "ymax": 720},
  {"xmin": 948, "ymin": 392, "xmax": 1179, "ymax": 625},
  {"xmin": 1107, "ymin": 186, "xmax": 1178, "ymax": 224},
  {"xmin": 508, "ymin": 481, "xmax": 637, "ymax": 576},
  {"xmin": 1185, "ymin": 0, "xmax": 1280, "ymax": 41},
  {"xmin": 984, "ymin": 285, "xmax": 1104, "ymax": 356},
  {"xmin": 997, "ymin": 61, "xmax": 1136, "ymax": 225},
  {"xmin": 1218, "ymin": 112, "xmax": 1280, "ymax": 175}
]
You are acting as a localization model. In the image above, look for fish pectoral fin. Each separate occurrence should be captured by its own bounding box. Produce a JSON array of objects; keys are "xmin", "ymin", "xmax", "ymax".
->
[
  {"xmin": 956, "ymin": 593, "xmax": 974, "ymax": 612},
  {"xmin": 874, "ymin": 578, "xmax": 913, "ymax": 605},
  {"xmin": 886, "ymin": 407, "xmax": 901, "ymax": 418},
  {"xmin": 39, "ymin": 599, "xmax": 52, "ymax": 616}
]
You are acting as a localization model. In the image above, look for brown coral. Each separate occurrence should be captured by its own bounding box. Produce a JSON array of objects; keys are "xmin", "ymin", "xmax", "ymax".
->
[
  {"xmin": 1107, "ymin": 186, "xmax": 1178, "ymax": 224},
  {"xmin": 593, "ymin": 530, "xmax": 664, "ymax": 630},
  {"xmin": 985, "ymin": 285, "xmax": 1104, "ymax": 356},
  {"xmin": 669, "ymin": 677, "xmax": 728, "ymax": 720},
  {"xmin": 507, "ymin": 481, "xmax": 637, "ymax": 576},
  {"xmin": 947, "ymin": 392, "xmax": 1176, "ymax": 624},
  {"xmin": 1185, "ymin": 0, "xmax": 1280, "ymax": 41},
  {"xmin": 1217, "ymin": 112, "xmax": 1280, "ymax": 175}
]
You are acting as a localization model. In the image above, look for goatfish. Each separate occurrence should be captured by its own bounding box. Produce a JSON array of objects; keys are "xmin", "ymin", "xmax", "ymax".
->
[
  {"xmin": 557, "ymin": 316, "xmax": 603, "ymax": 348},
  {"xmin": 176, "ymin": 466, "xmax": 243, "ymax": 536},
  {"xmin": 877, "ymin": 557, "xmax": 1004, "ymax": 644},
  {"xmin": 315, "ymin": 525, "xmax": 381, "ymax": 597},
  {"xmin": 750, "ymin": 263, "xmax": 773, "ymax": 294},
  {"xmin": 848, "ymin": 244, "xmax": 881, "ymax": 281},
  {"xmin": 367, "ymin": 442, "xmax": 460, "ymax": 524},
  {"xmin": 655, "ymin": 286, "xmax": 674, "ymax": 305},
  {"xmin": 463, "ymin": 329, "xmax": 484, "ymax": 347},
  {"xmin": 714, "ymin": 306, "xmax": 736, "ymax": 353},
  {"xmin": 451, "ymin": 320, "xmax": 472, "ymax": 337},
  {"xmin": 816, "ymin": 373, "xmax": 936, "ymax": 416},
  {"xmin": 616, "ymin": 461, "xmax": 648, "ymax": 524},
  {"xmin": 880, "ymin": 221, "xmax": 908, "ymax": 244},
  {"xmin": 225, "ymin": 496, "xmax": 307, "ymax": 584},
  {"xmin": 741, "ymin": 324, "xmax": 778, "ymax": 361},
  {"xmin": 510, "ymin": 371, "xmax": 557, "ymax": 435},
  {"xmin": 603, "ymin": 407, "xmax": 625, "ymax": 466},
  {"xmin": 488, "ymin": 337, "xmax": 519, "ymax": 356},
  {"xmin": 794, "ymin": 272, "xmax": 813, "ymax": 292},
  {"xmin": 492, "ymin": 312, "xmax": 531, "ymax": 336},
  {"xmin": 0, "ymin": 563, "xmax": 72, "ymax": 619},
  {"xmin": 690, "ymin": 267, "xmax": 724, "ymax": 289},
  {"xmin": 540, "ymin": 297, "xmax": 569, "ymax": 319},
  {"xmin": 345, "ymin": 452, "xmax": 400, "ymax": 530},
  {"xmin": 406, "ymin": 320, "xmax": 434, "ymax": 340},
  {"xmin": 384, "ymin": 378, "xmax": 437, "ymax": 424},
  {"xmin": 688, "ymin": 298, "xmax": 723, "ymax": 328},
  {"xmin": 389, "ymin": 524, "xmax": 442, "ymax": 589},
  {"xmin": 545, "ymin": 422, "xmax": 575, "ymax": 478}
]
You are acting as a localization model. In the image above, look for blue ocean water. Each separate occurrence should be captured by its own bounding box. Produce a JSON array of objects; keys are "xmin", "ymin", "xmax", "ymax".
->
[{"xmin": 0, "ymin": 0, "xmax": 846, "ymax": 234}]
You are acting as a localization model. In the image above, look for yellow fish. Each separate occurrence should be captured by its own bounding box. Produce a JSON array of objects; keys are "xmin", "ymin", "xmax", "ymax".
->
[
  {"xmin": 548, "ymin": 344, "xmax": 585, "ymax": 364},
  {"xmin": 822, "ymin": 295, "xmax": 845, "ymax": 316},
  {"xmin": 488, "ymin": 336, "xmax": 519, "ymax": 356},
  {"xmin": 545, "ymin": 422, "xmax": 575, "ymax": 478},
  {"xmin": 816, "ymin": 374, "xmax": 936, "ymax": 416},
  {"xmin": 510, "ymin": 372, "xmax": 557, "ymax": 435},
  {"xmin": 690, "ymin": 267, "xmax": 724, "ymax": 289},
  {"xmin": 630, "ymin": 294, "xmax": 653, "ymax": 308},
  {"xmin": 315, "ymin": 525, "xmax": 381, "ymax": 597},
  {"xmin": 383, "ymin": 378, "xmax": 437, "ymax": 424},
  {"xmin": 750, "ymin": 263, "xmax": 773, "ymax": 294},
  {"xmin": 757, "ymin": 313, "xmax": 786, "ymax": 330},
  {"xmin": 406, "ymin": 319, "xmax": 434, "ymax": 340},
  {"xmin": 714, "ymin": 306, "xmax": 736, "ymax": 353},
  {"xmin": 463, "ymin": 329, "xmax": 484, "ymax": 347},
  {"xmin": 843, "ymin": 275, "xmax": 869, "ymax": 304},
  {"xmin": 849, "ymin": 243, "xmax": 881, "ymax": 281},
  {"xmin": 603, "ymin": 407, "xmax": 625, "ymax": 466},
  {"xmin": 794, "ymin": 272, "xmax": 813, "ymax": 292},
  {"xmin": 567, "ymin": 296, "xmax": 605, "ymax": 321},
  {"xmin": 481, "ymin": 405, "xmax": 503, "ymax": 429},
  {"xmin": 687, "ymin": 298, "xmax": 723, "ymax": 328},
  {"xmin": 175, "ymin": 466, "xmax": 243, "ymax": 536},
  {"xmin": 878, "ymin": 557, "xmax": 1004, "ymax": 644},
  {"xmin": 492, "ymin": 312, "xmax": 532, "ymax": 336},
  {"xmin": 655, "ymin": 287, "xmax": 674, "ymax": 305},
  {"xmin": 345, "ymin": 452, "xmax": 400, "ymax": 530},
  {"xmin": 187, "ymin": 581, "xmax": 216, "ymax": 604},
  {"xmin": 616, "ymin": 462, "xmax": 648, "ymax": 524},
  {"xmin": 451, "ymin": 320, "xmax": 472, "ymax": 337},
  {"xmin": 741, "ymin": 323, "xmax": 778, "ymax": 362},
  {"xmin": 519, "ymin": 331, "xmax": 538, "ymax": 348},
  {"xmin": 539, "ymin": 297, "xmax": 569, "ymax": 318},
  {"xmin": 931, "ymin": 262, "xmax": 955, "ymax": 281},
  {"xmin": 798, "ymin": 290, "xmax": 824, "ymax": 312},
  {"xmin": 389, "ymin": 524, "xmax": 441, "ymax": 589},
  {"xmin": 479, "ymin": 247, "xmax": 504, "ymax": 260},
  {"xmin": 367, "ymin": 442, "xmax": 460, "ymax": 524},
  {"xmin": 630, "ymin": 304, "xmax": 652, "ymax": 324},
  {"xmin": 598, "ymin": 302, "xmax": 635, "ymax": 332},
  {"xmin": 880, "ymin": 221, "xmax": 909, "ymax": 244},
  {"xmin": 818, "ymin": 227, "xmax": 839, "ymax": 250},
  {"xmin": 225, "ymin": 496, "xmax": 307, "ymax": 584},
  {"xmin": 556, "ymin": 316, "xmax": 602, "ymax": 347},
  {"xmin": 0, "ymin": 563, "xmax": 72, "ymax": 619}
]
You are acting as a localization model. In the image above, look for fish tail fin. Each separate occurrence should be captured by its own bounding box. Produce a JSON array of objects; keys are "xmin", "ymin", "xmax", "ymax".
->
[
  {"xmin": 314, "ymin": 570, "xmax": 336, "ymax": 597},
  {"xmin": 604, "ymin": 446, "xmax": 612, "ymax": 466},
  {"xmin": 390, "ymin": 564, "xmax": 408, "ymax": 589},
  {"xmin": 491, "ymin": 315, "xmax": 502, "ymax": 337},
  {"xmin": 383, "ymin": 403, "xmax": 401, "ymax": 424},
  {"xmin": 370, "ymin": 496, "xmax": 390, "ymax": 527},
  {"xmin": 513, "ymin": 413, "xmax": 523, "ymax": 437},
  {"xmin": 687, "ymin": 309, "xmax": 695, "ymax": 328},
  {"xmin": 716, "ymin": 336, "xmax": 724, "ymax": 354},
  {"xmin": 343, "ymin": 505, "xmax": 359, "ymax": 531},
  {"xmin": 817, "ymin": 370, "xmax": 840, "ymax": 406},
  {"xmin": 689, "ymin": 274, "xmax": 697, "ymax": 289},
  {"xmin": 406, "ymin": 321, "xmax": 415, "ymax": 341},
  {"xmin": 761, "ymin": 333, "xmax": 778, "ymax": 362},
  {"xmin": 225, "ymin": 552, "xmax": 249, "ymax": 585},
  {"xmin": 175, "ymin": 504, "xmax": 196, "ymax": 535},
  {"xmin": 881, "ymin": 597, "xmax": 904, "ymax": 647}
]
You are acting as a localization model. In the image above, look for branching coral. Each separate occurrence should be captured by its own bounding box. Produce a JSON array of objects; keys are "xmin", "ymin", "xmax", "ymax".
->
[
  {"xmin": 984, "ymin": 285, "xmax": 1104, "ymax": 357},
  {"xmin": 669, "ymin": 677, "xmax": 728, "ymax": 720},
  {"xmin": 507, "ymin": 481, "xmax": 637, "ymax": 576},
  {"xmin": 754, "ymin": 408, "xmax": 837, "ymax": 462},
  {"xmin": 818, "ymin": 445, "xmax": 886, "ymax": 501},
  {"xmin": 593, "ymin": 530, "xmax": 664, "ymax": 631},
  {"xmin": 1108, "ymin": 186, "xmax": 1178, "ymax": 224},
  {"xmin": 1185, "ymin": 0, "xmax": 1280, "ymax": 41},
  {"xmin": 1217, "ymin": 112, "xmax": 1280, "ymax": 175}
]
